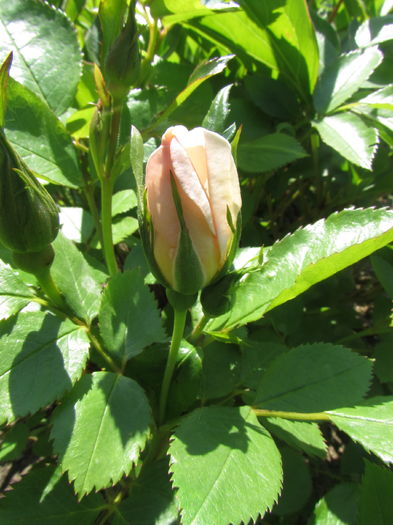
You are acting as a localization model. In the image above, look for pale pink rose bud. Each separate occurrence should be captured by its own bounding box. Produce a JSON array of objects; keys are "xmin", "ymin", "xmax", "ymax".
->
[{"xmin": 144, "ymin": 125, "xmax": 242, "ymax": 295}]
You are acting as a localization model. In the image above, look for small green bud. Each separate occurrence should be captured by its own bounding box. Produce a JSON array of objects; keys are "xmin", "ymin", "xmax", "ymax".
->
[
  {"xmin": 0, "ymin": 132, "xmax": 59, "ymax": 253},
  {"xmin": 200, "ymin": 273, "xmax": 238, "ymax": 318},
  {"xmin": 104, "ymin": 1, "xmax": 140, "ymax": 100}
]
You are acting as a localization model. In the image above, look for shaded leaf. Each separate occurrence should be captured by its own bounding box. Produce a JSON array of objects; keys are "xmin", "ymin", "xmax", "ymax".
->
[
  {"xmin": 99, "ymin": 270, "xmax": 166, "ymax": 364},
  {"xmin": 237, "ymin": 0, "xmax": 319, "ymax": 94},
  {"xmin": 169, "ymin": 406, "xmax": 282, "ymax": 525},
  {"xmin": 263, "ymin": 418, "xmax": 326, "ymax": 459},
  {"xmin": 0, "ymin": 422, "xmax": 29, "ymax": 462},
  {"xmin": 0, "ymin": 466, "xmax": 104, "ymax": 524},
  {"xmin": 314, "ymin": 112, "xmax": 379, "ymax": 170},
  {"xmin": 0, "ymin": 311, "xmax": 90, "ymax": 425},
  {"xmin": 314, "ymin": 47, "xmax": 382, "ymax": 114},
  {"xmin": 113, "ymin": 459, "xmax": 179, "ymax": 525},
  {"xmin": 273, "ymin": 446, "xmax": 312, "ymax": 516},
  {"xmin": 151, "ymin": 55, "xmax": 233, "ymax": 130},
  {"xmin": 358, "ymin": 462, "xmax": 393, "ymax": 524},
  {"xmin": 51, "ymin": 233, "xmax": 105, "ymax": 323},
  {"xmin": 51, "ymin": 371, "xmax": 152, "ymax": 496},
  {"xmin": 255, "ymin": 343, "xmax": 372, "ymax": 411},
  {"xmin": 238, "ymin": 133, "xmax": 307, "ymax": 173},
  {"xmin": 310, "ymin": 482, "xmax": 360, "ymax": 525}
]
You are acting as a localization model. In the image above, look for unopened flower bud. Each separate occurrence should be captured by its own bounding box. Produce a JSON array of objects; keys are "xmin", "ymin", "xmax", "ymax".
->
[
  {"xmin": 144, "ymin": 125, "xmax": 242, "ymax": 295},
  {"xmin": 0, "ymin": 132, "xmax": 59, "ymax": 254},
  {"xmin": 104, "ymin": 1, "xmax": 140, "ymax": 100}
]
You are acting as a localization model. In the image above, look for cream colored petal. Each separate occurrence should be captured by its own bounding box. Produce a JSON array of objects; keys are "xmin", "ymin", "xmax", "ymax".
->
[
  {"xmin": 170, "ymin": 137, "xmax": 215, "ymax": 234},
  {"xmin": 171, "ymin": 127, "xmax": 209, "ymax": 190},
  {"xmin": 145, "ymin": 146, "xmax": 180, "ymax": 286},
  {"xmin": 203, "ymin": 129, "xmax": 242, "ymax": 262}
]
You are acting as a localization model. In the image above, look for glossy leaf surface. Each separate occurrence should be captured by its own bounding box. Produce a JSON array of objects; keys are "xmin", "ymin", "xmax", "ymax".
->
[
  {"xmin": 169, "ymin": 406, "xmax": 282, "ymax": 525},
  {"xmin": 0, "ymin": 0, "xmax": 81, "ymax": 115},
  {"xmin": 51, "ymin": 371, "xmax": 152, "ymax": 496},
  {"xmin": 209, "ymin": 208, "xmax": 393, "ymax": 331}
]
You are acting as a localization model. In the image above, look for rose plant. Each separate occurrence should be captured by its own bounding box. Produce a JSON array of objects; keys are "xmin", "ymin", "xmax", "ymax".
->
[{"xmin": 0, "ymin": 1, "xmax": 393, "ymax": 524}]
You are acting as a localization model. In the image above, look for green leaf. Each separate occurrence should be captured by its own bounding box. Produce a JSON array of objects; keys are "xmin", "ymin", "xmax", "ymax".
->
[
  {"xmin": 237, "ymin": 0, "xmax": 319, "ymax": 94},
  {"xmin": 168, "ymin": 342, "xmax": 202, "ymax": 418},
  {"xmin": 150, "ymin": 55, "xmax": 233, "ymax": 130},
  {"xmin": 328, "ymin": 396, "xmax": 393, "ymax": 464},
  {"xmin": 208, "ymin": 208, "xmax": 393, "ymax": 331},
  {"xmin": 202, "ymin": 84, "xmax": 232, "ymax": 134},
  {"xmin": 112, "ymin": 189, "xmax": 138, "ymax": 216},
  {"xmin": 130, "ymin": 126, "xmax": 145, "ymax": 214},
  {"xmin": 0, "ymin": 260, "xmax": 34, "ymax": 320},
  {"xmin": 0, "ymin": 52, "xmax": 12, "ymax": 127},
  {"xmin": 255, "ymin": 343, "xmax": 372, "ymax": 411},
  {"xmin": 240, "ymin": 340, "xmax": 288, "ymax": 390},
  {"xmin": 5, "ymin": 79, "xmax": 82, "ymax": 188},
  {"xmin": 358, "ymin": 462, "xmax": 393, "ymax": 525},
  {"xmin": 273, "ymin": 446, "xmax": 312, "ymax": 516},
  {"xmin": 237, "ymin": 133, "xmax": 308, "ymax": 173},
  {"xmin": 359, "ymin": 84, "xmax": 393, "ymax": 110},
  {"xmin": 99, "ymin": 270, "xmax": 166, "ymax": 364},
  {"xmin": 200, "ymin": 341, "xmax": 241, "ymax": 400},
  {"xmin": 0, "ymin": 466, "xmax": 104, "ymax": 524},
  {"xmin": 169, "ymin": 406, "xmax": 282, "ymax": 525},
  {"xmin": 0, "ymin": 422, "xmax": 29, "ymax": 462},
  {"xmin": 113, "ymin": 459, "xmax": 179, "ymax": 525},
  {"xmin": 313, "ymin": 47, "xmax": 383, "ymax": 114},
  {"xmin": 371, "ymin": 253, "xmax": 393, "ymax": 298},
  {"xmin": 0, "ymin": 0, "xmax": 82, "ymax": 115},
  {"xmin": 51, "ymin": 234, "xmax": 105, "ymax": 323},
  {"xmin": 263, "ymin": 418, "xmax": 326, "ymax": 459},
  {"xmin": 310, "ymin": 482, "xmax": 360, "ymax": 525},
  {"xmin": 355, "ymin": 15, "xmax": 393, "ymax": 47},
  {"xmin": 314, "ymin": 112, "xmax": 378, "ymax": 169},
  {"xmin": 51, "ymin": 371, "xmax": 152, "ymax": 497},
  {"xmin": 0, "ymin": 311, "xmax": 90, "ymax": 425}
]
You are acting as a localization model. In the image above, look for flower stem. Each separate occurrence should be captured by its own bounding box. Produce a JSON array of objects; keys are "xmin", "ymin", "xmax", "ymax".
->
[
  {"xmin": 159, "ymin": 308, "xmax": 187, "ymax": 424},
  {"xmin": 100, "ymin": 175, "xmax": 118, "ymax": 276},
  {"xmin": 36, "ymin": 267, "xmax": 69, "ymax": 313},
  {"xmin": 189, "ymin": 314, "xmax": 209, "ymax": 345},
  {"xmin": 253, "ymin": 408, "xmax": 331, "ymax": 421}
]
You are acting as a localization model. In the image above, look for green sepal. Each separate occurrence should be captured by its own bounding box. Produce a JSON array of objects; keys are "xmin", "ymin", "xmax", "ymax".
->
[
  {"xmin": 170, "ymin": 173, "xmax": 205, "ymax": 294},
  {"xmin": 89, "ymin": 102, "xmax": 109, "ymax": 180},
  {"xmin": 130, "ymin": 125, "xmax": 170, "ymax": 288},
  {"xmin": 166, "ymin": 289, "xmax": 198, "ymax": 311},
  {"xmin": 0, "ymin": 52, "xmax": 12, "ymax": 128},
  {"xmin": 0, "ymin": 131, "xmax": 59, "ymax": 253}
]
